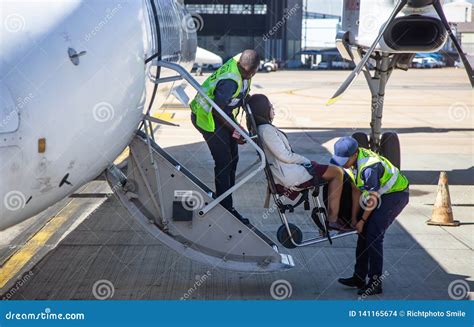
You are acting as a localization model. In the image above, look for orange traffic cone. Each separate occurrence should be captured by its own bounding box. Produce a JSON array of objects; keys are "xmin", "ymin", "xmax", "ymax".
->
[{"xmin": 427, "ymin": 171, "xmax": 460, "ymax": 226}]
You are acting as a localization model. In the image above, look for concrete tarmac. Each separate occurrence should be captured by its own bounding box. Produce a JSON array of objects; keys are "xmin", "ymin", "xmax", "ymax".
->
[{"xmin": 1, "ymin": 68, "xmax": 472, "ymax": 300}]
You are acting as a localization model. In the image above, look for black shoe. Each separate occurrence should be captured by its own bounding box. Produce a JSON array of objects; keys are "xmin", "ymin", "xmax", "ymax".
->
[
  {"xmin": 357, "ymin": 278, "xmax": 383, "ymax": 296},
  {"xmin": 230, "ymin": 209, "xmax": 250, "ymax": 225},
  {"xmin": 338, "ymin": 275, "xmax": 366, "ymax": 289}
]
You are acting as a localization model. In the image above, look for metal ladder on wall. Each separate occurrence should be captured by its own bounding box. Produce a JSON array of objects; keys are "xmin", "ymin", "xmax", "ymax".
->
[{"xmin": 106, "ymin": 60, "xmax": 295, "ymax": 272}]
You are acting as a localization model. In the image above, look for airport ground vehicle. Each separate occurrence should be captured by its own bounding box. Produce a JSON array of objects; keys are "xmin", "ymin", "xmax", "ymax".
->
[
  {"xmin": 412, "ymin": 56, "xmax": 445, "ymax": 68},
  {"xmin": 259, "ymin": 60, "xmax": 278, "ymax": 72}
]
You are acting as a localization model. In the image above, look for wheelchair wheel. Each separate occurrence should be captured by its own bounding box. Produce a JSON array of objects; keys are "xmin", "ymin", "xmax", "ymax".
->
[{"xmin": 277, "ymin": 223, "xmax": 302, "ymax": 249}]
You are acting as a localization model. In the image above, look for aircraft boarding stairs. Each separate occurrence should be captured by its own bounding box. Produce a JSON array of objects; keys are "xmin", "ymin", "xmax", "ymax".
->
[{"xmin": 106, "ymin": 60, "xmax": 352, "ymax": 273}]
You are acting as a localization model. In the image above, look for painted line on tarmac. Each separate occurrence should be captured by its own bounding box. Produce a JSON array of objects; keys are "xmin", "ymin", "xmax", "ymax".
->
[
  {"xmin": 0, "ymin": 182, "xmax": 109, "ymax": 295},
  {"xmin": 0, "ymin": 215, "xmax": 68, "ymax": 289}
]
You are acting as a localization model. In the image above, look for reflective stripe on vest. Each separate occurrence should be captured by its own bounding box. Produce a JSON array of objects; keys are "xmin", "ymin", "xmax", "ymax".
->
[
  {"xmin": 190, "ymin": 55, "xmax": 250, "ymax": 132},
  {"xmin": 197, "ymin": 72, "xmax": 242, "ymax": 113},
  {"xmin": 345, "ymin": 148, "xmax": 408, "ymax": 196}
]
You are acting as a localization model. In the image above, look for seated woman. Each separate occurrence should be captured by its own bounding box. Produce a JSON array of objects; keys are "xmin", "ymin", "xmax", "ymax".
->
[{"xmin": 247, "ymin": 94, "xmax": 349, "ymax": 231}]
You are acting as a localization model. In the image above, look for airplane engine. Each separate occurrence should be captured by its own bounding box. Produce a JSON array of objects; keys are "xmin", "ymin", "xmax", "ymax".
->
[
  {"xmin": 341, "ymin": 0, "xmax": 449, "ymax": 54},
  {"xmin": 380, "ymin": 15, "xmax": 447, "ymax": 52}
]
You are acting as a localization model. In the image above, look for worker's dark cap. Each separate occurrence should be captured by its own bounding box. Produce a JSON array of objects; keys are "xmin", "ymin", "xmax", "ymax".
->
[{"xmin": 330, "ymin": 136, "xmax": 358, "ymax": 166}]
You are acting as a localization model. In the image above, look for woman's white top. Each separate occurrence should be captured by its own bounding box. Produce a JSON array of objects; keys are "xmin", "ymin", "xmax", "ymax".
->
[{"xmin": 258, "ymin": 124, "xmax": 312, "ymax": 188}]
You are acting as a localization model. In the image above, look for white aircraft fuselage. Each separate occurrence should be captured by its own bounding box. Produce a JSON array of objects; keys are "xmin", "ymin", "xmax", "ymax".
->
[{"xmin": 0, "ymin": 0, "xmax": 196, "ymax": 230}]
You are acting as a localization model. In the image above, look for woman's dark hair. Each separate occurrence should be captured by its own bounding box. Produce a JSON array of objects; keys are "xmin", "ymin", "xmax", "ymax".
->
[
  {"xmin": 246, "ymin": 94, "xmax": 290, "ymax": 141},
  {"xmin": 247, "ymin": 94, "xmax": 272, "ymax": 128}
]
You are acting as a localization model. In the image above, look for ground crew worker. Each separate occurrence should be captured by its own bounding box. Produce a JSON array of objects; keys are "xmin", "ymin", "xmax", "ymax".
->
[
  {"xmin": 190, "ymin": 49, "xmax": 260, "ymax": 224},
  {"xmin": 330, "ymin": 136, "xmax": 409, "ymax": 296}
]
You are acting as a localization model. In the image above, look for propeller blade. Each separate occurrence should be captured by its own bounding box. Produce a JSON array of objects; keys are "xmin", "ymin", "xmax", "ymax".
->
[
  {"xmin": 326, "ymin": 0, "xmax": 407, "ymax": 106},
  {"xmin": 433, "ymin": 1, "xmax": 474, "ymax": 87}
]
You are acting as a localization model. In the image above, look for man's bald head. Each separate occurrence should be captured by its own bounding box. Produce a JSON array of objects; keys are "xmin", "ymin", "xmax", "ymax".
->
[{"xmin": 238, "ymin": 49, "xmax": 260, "ymax": 79}]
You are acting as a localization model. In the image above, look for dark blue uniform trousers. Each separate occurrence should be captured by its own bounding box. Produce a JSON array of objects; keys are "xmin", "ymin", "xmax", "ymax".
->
[
  {"xmin": 192, "ymin": 114, "xmax": 238, "ymax": 211},
  {"xmin": 355, "ymin": 190, "xmax": 409, "ymax": 280}
]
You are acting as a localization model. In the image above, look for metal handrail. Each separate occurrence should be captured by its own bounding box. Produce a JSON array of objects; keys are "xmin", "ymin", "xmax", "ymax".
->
[{"xmin": 150, "ymin": 60, "xmax": 267, "ymax": 216}]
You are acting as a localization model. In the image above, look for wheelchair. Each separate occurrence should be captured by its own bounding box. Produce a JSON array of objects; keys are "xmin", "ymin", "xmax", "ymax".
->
[{"xmin": 244, "ymin": 104, "xmax": 356, "ymax": 249}]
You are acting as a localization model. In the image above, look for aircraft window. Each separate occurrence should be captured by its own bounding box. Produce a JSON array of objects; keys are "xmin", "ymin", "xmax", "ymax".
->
[
  {"xmin": 186, "ymin": 4, "xmax": 225, "ymax": 14},
  {"xmin": 254, "ymin": 4, "xmax": 267, "ymax": 15},
  {"xmin": 186, "ymin": 4, "xmax": 266, "ymax": 15},
  {"xmin": 229, "ymin": 4, "xmax": 252, "ymax": 15}
]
